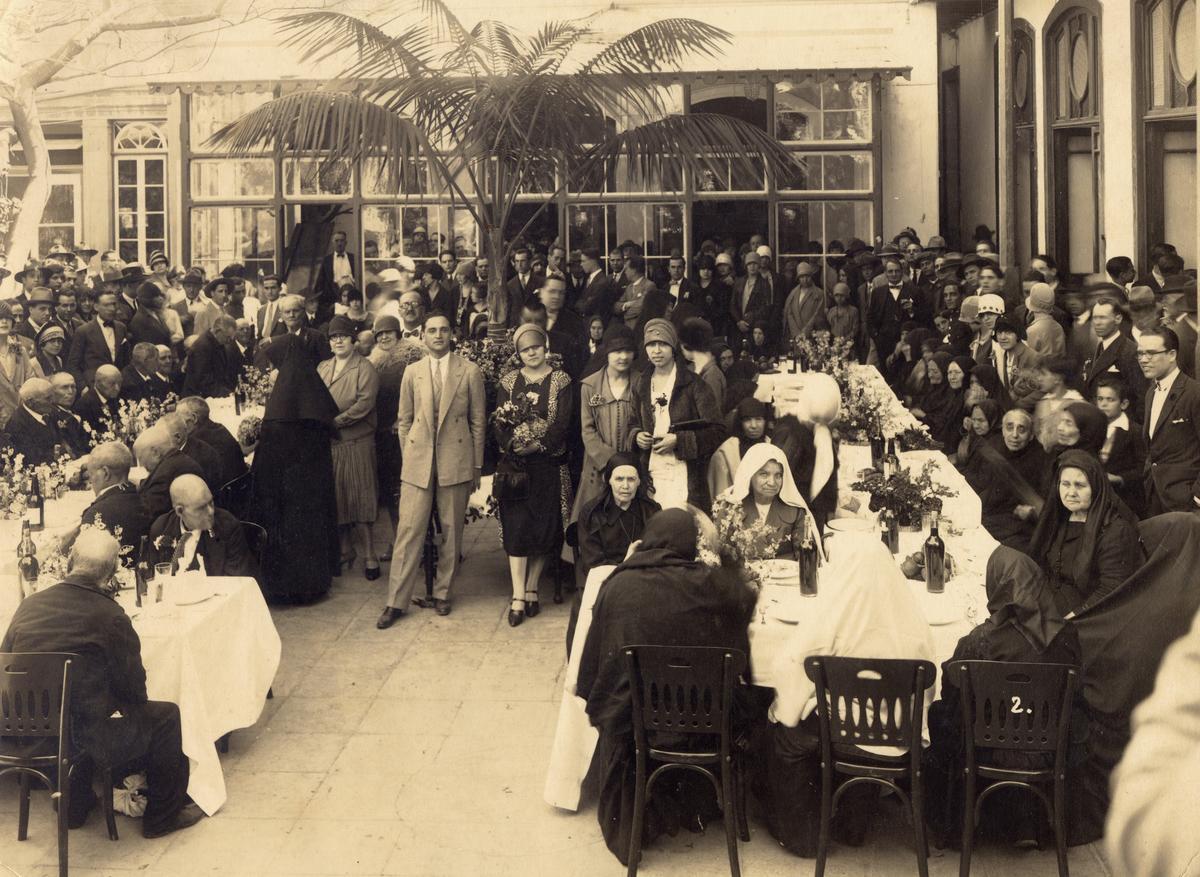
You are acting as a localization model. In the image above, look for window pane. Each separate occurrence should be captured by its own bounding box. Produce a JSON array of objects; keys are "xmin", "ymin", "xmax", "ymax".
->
[
  {"xmin": 728, "ymin": 155, "xmax": 766, "ymax": 191},
  {"xmin": 118, "ymin": 187, "xmax": 137, "ymax": 210},
  {"xmin": 1151, "ymin": 0, "xmax": 1169, "ymax": 107},
  {"xmin": 649, "ymin": 204, "xmax": 684, "ymax": 258},
  {"xmin": 118, "ymin": 212, "xmax": 137, "ymax": 236},
  {"xmin": 190, "ymin": 158, "xmax": 274, "ymax": 199},
  {"xmin": 283, "ymin": 158, "xmax": 352, "ymax": 197},
  {"xmin": 362, "ymin": 157, "xmax": 428, "ymax": 196},
  {"xmin": 145, "ymin": 214, "xmax": 165, "ymax": 239},
  {"xmin": 566, "ymin": 204, "xmax": 614, "ymax": 253},
  {"xmin": 145, "ymin": 160, "xmax": 164, "ymax": 186},
  {"xmin": 39, "ymin": 228, "xmax": 74, "ymax": 255},
  {"xmin": 569, "ymin": 158, "xmax": 609, "ymax": 194},
  {"xmin": 119, "ymin": 241, "xmax": 139, "ymax": 263},
  {"xmin": 776, "ymin": 80, "xmax": 821, "ymax": 141},
  {"xmin": 361, "ymin": 205, "xmax": 452, "ymax": 265},
  {"xmin": 823, "ymin": 153, "xmax": 872, "ymax": 190},
  {"xmin": 825, "ymin": 201, "xmax": 873, "ymax": 249},
  {"xmin": 452, "ymin": 210, "xmax": 478, "ymax": 258},
  {"xmin": 188, "ymin": 92, "xmax": 272, "ymax": 153},
  {"xmin": 1056, "ymin": 32, "xmax": 1070, "ymax": 118},
  {"xmin": 145, "ymin": 186, "xmax": 165, "ymax": 211},
  {"xmin": 1175, "ymin": 0, "xmax": 1196, "ymax": 88},
  {"xmin": 190, "ymin": 206, "xmax": 276, "ymax": 277},
  {"xmin": 117, "ymin": 159, "xmax": 137, "ymax": 185},
  {"xmin": 780, "ymin": 154, "xmax": 819, "ymax": 191},
  {"xmin": 778, "ymin": 202, "xmax": 822, "ymax": 255},
  {"xmin": 43, "ymin": 184, "xmax": 74, "ymax": 224}
]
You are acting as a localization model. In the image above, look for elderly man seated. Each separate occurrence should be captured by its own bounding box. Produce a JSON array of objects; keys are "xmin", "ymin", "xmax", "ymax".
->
[
  {"xmin": 5, "ymin": 378, "xmax": 63, "ymax": 464},
  {"xmin": 143, "ymin": 474, "xmax": 255, "ymax": 577},
  {"xmin": 48, "ymin": 371, "xmax": 90, "ymax": 457},
  {"xmin": 1, "ymin": 530, "xmax": 204, "ymax": 837},
  {"xmin": 80, "ymin": 440, "xmax": 151, "ymax": 557},
  {"xmin": 74, "ymin": 364, "xmax": 123, "ymax": 435},
  {"xmin": 133, "ymin": 425, "xmax": 205, "ymax": 521},
  {"xmin": 120, "ymin": 342, "xmax": 171, "ymax": 404},
  {"xmin": 158, "ymin": 410, "xmax": 223, "ymax": 491},
  {"xmin": 177, "ymin": 396, "xmax": 247, "ymax": 486}
]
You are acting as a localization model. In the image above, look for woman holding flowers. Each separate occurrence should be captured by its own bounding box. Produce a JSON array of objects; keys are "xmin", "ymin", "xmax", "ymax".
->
[
  {"xmin": 714, "ymin": 443, "xmax": 823, "ymax": 562},
  {"xmin": 494, "ymin": 323, "xmax": 574, "ymax": 627}
]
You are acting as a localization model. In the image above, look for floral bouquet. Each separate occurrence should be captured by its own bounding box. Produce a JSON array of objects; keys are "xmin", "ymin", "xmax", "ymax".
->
[
  {"xmin": 0, "ymin": 448, "xmax": 28, "ymax": 521},
  {"xmin": 711, "ymin": 497, "xmax": 788, "ymax": 589},
  {"xmin": 897, "ymin": 425, "xmax": 942, "ymax": 452},
  {"xmin": 237, "ymin": 415, "xmax": 262, "ymax": 450},
  {"xmin": 84, "ymin": 395, "xmax": 175, "ymax": 448},
  {"xmin": 850, "ymin": 459, "xmax": 957, "ymax": 528},
  {"xmin": 797, "ymin": 332, "xmax": 855, "ymax": 389},
  {"xmin": 236, "ymin": 366, "xmax": 273, "ymax": 407},
  {"xmin": 38, "ymin": 518, "xmax": 133, "ymax": 596},
  {"xmin": 491, "ymin": 391, "xmax": 548, "ymax": 452}
]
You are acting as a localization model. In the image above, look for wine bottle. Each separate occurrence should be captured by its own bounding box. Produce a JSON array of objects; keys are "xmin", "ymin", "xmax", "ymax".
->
[
  {"xmin": 26, "ymin": 473, "xmax": 44, "ymax": 531},
  {"xmin": 17, "ymin": 520, "xmax": 38, "ymax": 599},
  {"xmin": 869, "ymin": 433, "xmax": 885, "ymax": 470},
  {"xmin": 233, "ymin": 384, "xmax": 245, "ymax": 415},
  {"xmin": 924, "ymin": 518, "xmax": 946, "ymax": 593},
  {"xmin": 880, "ymin": 510, "xmax": 900, "ymax": 554},
  {"xmin": 795, "ymin": 515, "xmax": 819, "ymax": 597},
  {"xmin": 134, "ymin": 535, "xmax": 148, "ymax": 608},
  {"xmin": 882, "ymin": 437, "xmax": 900, "ymax": 479}
]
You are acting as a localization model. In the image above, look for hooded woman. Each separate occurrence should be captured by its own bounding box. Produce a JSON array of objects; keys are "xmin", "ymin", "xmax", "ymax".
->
[
  {"xmin": 707, "ymin": 396, "xmax": 770, "ymax": 499},
  {"xmin": 1046, "ymin": 401, "xmax": 1108, "ymax": 463},
  {"xmin": 576, "ymin": 508, "xmax": 756, "ymax": 866},
  {"xmin": 925, "ymin": 548, "xmax": 1086, "ymax": 846},
  {"xmin": 752, "ymin": 538, "xmax": 936, "ymax": 857},
  {"xmin": 1029, "ymin": 449, "xmax": 1143, "ymax": 617},
  {"xmin": 716, "ymin": 443, "xmax": 823, "ymax": 560},
  {"xmin": 911, "ymin": 351, "xmax": 965, "ymax": 452},
  {"xmin": 956, "ymin": 398, "xmax": 1004, "ymax": 485},
  {"xmin": 250, "ymin": 333, "xmax": 340, "ymax": 603},
  {"xmin": 978, "ymin": 409, "xmax": 1049, "ymax": 553}
]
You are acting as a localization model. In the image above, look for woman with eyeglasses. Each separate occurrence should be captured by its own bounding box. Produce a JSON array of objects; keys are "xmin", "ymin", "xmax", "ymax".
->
[{"xmin": 494, "ymin": 323, "xmax": 574, "ymax": 626}]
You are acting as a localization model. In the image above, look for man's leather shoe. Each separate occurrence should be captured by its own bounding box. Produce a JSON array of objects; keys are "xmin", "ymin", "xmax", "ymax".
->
[
  {"xmin": 412, "ymin": 595, "xmax": 436, "ymax": 609},
  {"xmin": 143, "ymin": 802, "xmax": 204, "ymax": 839},
  {"xmin": 434, "ymin": 599, "xmax": 451, "ymax": 616},
  {"xmin": 376, "ymin": 607, "xmax": 404, "ymax": 629}
]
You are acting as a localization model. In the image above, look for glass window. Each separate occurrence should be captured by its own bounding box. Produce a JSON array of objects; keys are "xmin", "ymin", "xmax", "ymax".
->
[
  {"xmin": 694, "ymin": 156, "xmax": 766, "ymax": 193},
  {"xmin": 1145, "ymin": 0, "xmax": 1197, "ymax": 111},
  {"xmin": 283, "ymin": 158, "xmax": 353, "ymax": 198},
  {"xmin": 115, "ymin": 156, "xmax": 167, "ymax": 265},
  {"xmin": 361, "ymin": 205, "xmax": 477, "ymax": 275},
  {"xmin": 565, "ymin": 202, "xmax": 684, "ymax": 271},
  {"xmin": 777, "ymin": 200, "xmax": 873, "ymax": 257},
  {"xmin": 775, "ymin": 78, "xmax": 871, "ymax": 143},
  {"xmin": 361, "ymin": 157, "xmax": 429, "ymax": 197},
  {"xmin": 113, "ymin": 121, "xmax": 167, "ymax": 152},
  {"xmin": 188, "ymin": 92, "xmax": 272, "ymax": 153},
  {"xmin": 190, "ymin": 158, "xmax": 275, "ymax": 200},
  {"xmin": 779, "ymin": 153, "xmax": 872, "ymax": 192},
  {"xmin": 7, "ymin": 174, "xmax": 81, "ymax": 257},
  {"xmin": 190, "ymin": 206, "xmax": 276, "ymax": 278}
]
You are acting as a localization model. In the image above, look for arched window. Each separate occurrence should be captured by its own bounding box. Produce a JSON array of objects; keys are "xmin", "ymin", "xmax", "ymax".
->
[
  {"xmin": 1139, "ymin": 0, "xmax": 1197, "ymax": 266},
  {"xmin": 113, "ymin": 121, "xmax": 168, "ymax": 266},
  {"xmin": 1013, "ymin": 21, "xmax": 1038, "ymax": 270},
  {"xmin": 1045, "ymin": 3, "xmax": 1102, "ymax": 277}
]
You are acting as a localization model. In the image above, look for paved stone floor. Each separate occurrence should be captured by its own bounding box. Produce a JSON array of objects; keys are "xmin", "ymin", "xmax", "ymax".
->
[{"xmin": 1, "ymin": 521, "xmax": 1114, "ymax": 876}]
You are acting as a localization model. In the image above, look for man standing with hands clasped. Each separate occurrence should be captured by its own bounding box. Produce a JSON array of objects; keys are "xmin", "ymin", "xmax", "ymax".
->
[{"xmin": 378, "ymin": 311, "xmax": 486, "ymax": 627}]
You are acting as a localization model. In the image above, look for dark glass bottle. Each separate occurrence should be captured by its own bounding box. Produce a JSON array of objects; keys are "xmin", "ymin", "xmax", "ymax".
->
[
  {"xmin": 880, "ymin": 510, "xmax": 900, "ymax": 554},
  {"xmin": 17, "ymin": 520, "xmax": 39, "ymax": 599},
  {"xmin": 134, "ymin": 535, "xmax": 149, "ymax": 608},
  {"xmin": 233, "ymin": 385, "xmax": 246, "ymax": 415},
  {"xmin": 924, "ymin": 518, "xmax": 946, "ymax": 593},
  {"xmin": 882, "ymin": 437, "xmax": 900, "ymax": 479},
  {"xmin": 26, "ymin": 473, "xmax": 44, "ymax": 531},
  {"xmin": 794, "ymin": 516, "xmax": 819, "ymax": 597},
  {"xmin": 869, "ymin": 433, "xmax": 885, "ymax": 470}
]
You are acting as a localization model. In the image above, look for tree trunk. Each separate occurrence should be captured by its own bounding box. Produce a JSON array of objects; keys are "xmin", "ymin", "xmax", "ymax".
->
[
  {"xmin": 4, "ymin": 84, "xmax": 50, "ymax": 271},
  {"xmin": 485, "ymin": 225, "xmax": 508, "ymax": 340}
]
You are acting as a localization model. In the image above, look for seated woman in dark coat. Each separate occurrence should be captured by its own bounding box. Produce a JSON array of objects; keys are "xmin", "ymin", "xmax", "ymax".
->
[
  {"xmin": 925, "ymin": 547, "xmax": 1087, "ymax": 848},
  {"xmin": 714, "ymin": 443, "xmax": 822, "ymax": 560},
  {"xmin": 576, "ymin": 508, "xmax": 756, "ymax": 866},
  {"xmin": 955, "ymin": 398, "xmax": 1003, "ymax": 483},
  {"xmin": 978, "ymin": 409, "xmax": 1048, "ymax": 554},
  {"xmin": 1029, "ymin": 449, "xmax": 1143, "ymax": 618},
  {"xmin": 910, "ymin": 351, "xmax": 965, "ymax": 452}
]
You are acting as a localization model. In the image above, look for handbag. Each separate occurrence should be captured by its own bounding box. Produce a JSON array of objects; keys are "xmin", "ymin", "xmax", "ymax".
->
[{"xmin": 492, "ymin": 459, "xmax": 529, "ymax": 502}]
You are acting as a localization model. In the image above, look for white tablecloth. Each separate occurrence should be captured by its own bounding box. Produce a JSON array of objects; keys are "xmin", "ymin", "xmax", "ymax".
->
[{"xmin": 0, "ymin": 575, "xmax": 280, "ymax": 816}]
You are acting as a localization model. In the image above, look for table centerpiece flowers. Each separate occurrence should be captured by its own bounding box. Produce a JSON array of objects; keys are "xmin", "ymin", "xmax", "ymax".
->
[
  {"xmin": 711, "ymin": 496, "xmax": 789, "ymax": 589},
  {"xmin": 850, "ymin": 458, "xmax": 957, "ymax": 529}
]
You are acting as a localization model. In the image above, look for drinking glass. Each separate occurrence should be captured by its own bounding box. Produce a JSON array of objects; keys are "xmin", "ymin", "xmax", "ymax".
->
[{"xmin": 154, "ymin": 563, "xmax": 172, "ymax": 603}]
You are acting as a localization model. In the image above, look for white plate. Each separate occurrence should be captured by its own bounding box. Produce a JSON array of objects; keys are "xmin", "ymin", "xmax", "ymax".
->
[
  {"xmin": 172, "ymin": 591, "xmax": 218, "ymax": 606},
  {"xmin": 826, "ymin": 518, "xmax": 872, "ymax": 533}
]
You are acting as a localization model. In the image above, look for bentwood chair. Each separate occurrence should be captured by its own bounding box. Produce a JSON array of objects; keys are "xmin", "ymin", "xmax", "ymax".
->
[
  {"xmin": 804, "ymin": 656, "xmax": 936, "ymax": 877},
  {"xmin": 946, "ymin": 660, "xmax": 1078, "ymax": 877},
  {"xmin": 0, "ymin": 652, "xmax": 119, "ymax": 877},
  {"xmin": 240, "ymin": 520, "xmax": 268, "ymax": 575},
  {"xmin": 216, "ymin": 471, "xmax": 253, "ymax": 519},
  {"xmin": 623, "ymin": 645, "xmax": 749, "ymax": 877}
]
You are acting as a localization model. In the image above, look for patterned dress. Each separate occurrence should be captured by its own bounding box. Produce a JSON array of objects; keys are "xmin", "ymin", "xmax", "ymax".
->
[{"xmin": 495, "ymin": 368, "xmax": 573, "ymax": 556}]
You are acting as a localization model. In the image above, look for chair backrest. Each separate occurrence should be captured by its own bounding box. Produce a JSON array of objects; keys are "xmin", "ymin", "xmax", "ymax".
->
[
  {"xmin": 804, "ymin": 656, "xmax": 936, "ymax": 750},
  {"xmin": 946, "ymin": 660, "xmax": 1078, "ymax": 753},
  {"xmin": 0, "ymin": 653, "xmax": 75, "ymax": 740},
  {"xmin": 217, "ymin": 471, "xmax": 252, "ymax": 517},
  {"xmin": 241, "ymin": 520, "xmax": 268, "ymax": 573},
  {"xmin": 623, "ymin": 645, "xmax": 747, "ymax": 748}
]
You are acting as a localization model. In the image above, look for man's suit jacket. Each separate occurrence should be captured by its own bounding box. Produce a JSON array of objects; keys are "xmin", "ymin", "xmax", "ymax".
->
[
  {"xmin": 138, "ymin": 448, "xmax": 205, "ymax": 521},
  {"xmin": 253, "ymin": 328, "xmax": 331, "ymax": 370},
  {"xmin": 314, "ymin": 251, "xmax": 358, "ymax": 321},
  {"xmin": 1143, "ymin": 371, "xmax": 1200, "ymax": 512},
  {"xmin": 128, "ymin": 310, "xmax": 173, "ymax": 349},
  {"xmin": 81, "ymin": 482, "xmax": 151, "ymax": 560},
  {"xmin": 504, "ymin": 274, "xmax": 537, "ymax": 328},
  {"xmin": 547, "ymin": 310, "xmax": 588, "ymax": 380},
  {"xmin": 67, "ymin": 318, "xmax": 129, "ymax": 385},
  {"xmin": 15, "ymin": 319, "xmax": 50, "ymax": 344},
  {"xmin": 73, "ymin": 387, "xmax": 120, "ymax": 436},
  {"xmin": 995, "ymin": 341, "xmax": 1042, "ymax": 409},
  {"xmin": 729, "ymin": 274, "xmax": 773, "ymax": 331},
  {"xmin": 119, "ymin": 365, "xmax": 171, "ymax": 404},
  {"xmin": 146, "ymin": 507, "xmax": 256, "ymax": 578},
  {"xmin": 254, "ymin": 298, "xmax": 288, "ymax": 340},
  {"xmin": 1, "ymin": 579, "xmax": 148, "ymax": 748},
  {"xmin": 114, "ymin": 294, "xmax": 138, "ymax": 326},
  {"xmin": 575, "ymin": 272, "xmax": 617, "ymax": 321},
  {"xmin": 5, "ymin": 406, "xmax": 61, "ymax": 465},
  {"xmin": 397, "ymin": 352, "xmax": 486, "ymax": 490},
  {"xmin": 428, "ymin": 280, "xmax": 459, "ymax": 320},
  {"xmin": 194, "ymin": 419, "xmax": 248, "ymax": 487},
  {"xmin": 182, "ymin": 435, "xmax": 225, "ymax": 491},
  {"xmin": 51, "ymin": 405, "xmax": 90, "ymax": 457},
  {"xmin": 868, "ymin": 282, "xmax": 922, "ymax": 359},
  {"xmin": 1025, "ymin": 312, "xmax": 1067, "ymax": 360},
  {"xmin": 183, "ymin": 331, "xmax": 235, "ymax": 398},
  {"xmin": 1083, "ymin": 334, "xmax": 1148, "ymax": 408},
  {"xmin": 617, "ymin": 276, "xmax": 659, "ymax": 329}
]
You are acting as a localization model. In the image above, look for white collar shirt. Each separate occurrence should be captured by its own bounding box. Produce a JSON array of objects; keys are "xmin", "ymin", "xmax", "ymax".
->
[{"xmin": 1150, "ymin": 367, "xmax": 1181, "ymax": 438}]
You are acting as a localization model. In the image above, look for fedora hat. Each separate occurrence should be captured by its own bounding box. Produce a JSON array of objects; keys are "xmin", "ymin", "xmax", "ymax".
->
[{"xmin": 120, "ymin": 264, "xmax": 149, "ymax": 285}]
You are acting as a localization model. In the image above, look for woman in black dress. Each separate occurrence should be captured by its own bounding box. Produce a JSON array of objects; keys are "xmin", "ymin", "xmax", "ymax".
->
[
  {"xmin": 250, "ymin": 333, "xmax": 340, "ymax": 604},
  {"xmin": 495, "ymin": 323, "xmax": 574, "ymax": 626},
  {"xmin": 1029, "ymin": 449, "xmax": 1143, "ymax": 617}
]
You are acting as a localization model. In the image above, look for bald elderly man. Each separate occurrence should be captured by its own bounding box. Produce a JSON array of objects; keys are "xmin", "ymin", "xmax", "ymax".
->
[
  {"xmin": 134, "ymin": 425, "xmax": 205, "ymax": 521},
  {"xmin": 144, "ymin": 474, "xmax": 254, "ymax": 577},
  {"xmin": 1, "ymin": 530, "xmax": 203, "ymax": 837},
  {"xmin": 74, "ymin": 363, "xmax": 122, "ymax": 436},
  {"xmin": 5, "ymin": 377, "xmax": 63, "ymax": 464},
  {"xmin": 81, "ymin": 440, "xmax": 151, "ymax": 557}
]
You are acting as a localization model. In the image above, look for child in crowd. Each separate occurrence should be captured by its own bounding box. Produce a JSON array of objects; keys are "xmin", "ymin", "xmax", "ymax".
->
[
  {"xmin": 1032, "ymin": 355, "xmax": 1085, "ymax": 449},
  {"xmin": 826, "ymin": 282, "xmax": 861, "ymax": 359},
  {"xmin": 1095, "ymin": 375, "xmax": 1147, "ymax": 517}
]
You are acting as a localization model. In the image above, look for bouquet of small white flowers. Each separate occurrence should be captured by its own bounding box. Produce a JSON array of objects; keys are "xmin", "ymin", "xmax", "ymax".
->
[
  {"xmin": 84, "ymin": 395, "xmax": 175, "ymax": 449},
  {"xmin": 236, "ymin": 366, "xmax": 273, "ymax": 407}
]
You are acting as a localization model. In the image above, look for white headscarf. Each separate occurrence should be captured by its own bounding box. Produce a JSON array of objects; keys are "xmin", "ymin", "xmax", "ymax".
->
[
  {"xmin": 769, "ymin": 536, "xmax": 936, "ymax": 734},
  {"xmin": 721, "ymin": 443, "xmax": 825, "ymax": 562}
]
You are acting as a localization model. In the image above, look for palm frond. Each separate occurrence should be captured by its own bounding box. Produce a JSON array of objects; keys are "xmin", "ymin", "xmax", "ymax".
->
[
  {"xmin": 207, "ymin": 90, "xmax": 428, "ymax": 184},
  {"xmin": 584, "ymin": 113, "xmax": 803, "ymax": 192},
  {"xmin": 578, "ymin": 18, "xmax": 731, "ymax": 76},
  {"xmin": 421, "ymin": 0, "xmax": 472, "ymax": 46},
  {"xmin": 463, "ymin": 20, "xmax": 523, "ymax": 76},
  {"xmin": 523, "ymin": 21, "xmax": 589, "ymax": 75},
  {"xmin": 275, "ymin": 11, "xmax": 433, "ymax": 82}
]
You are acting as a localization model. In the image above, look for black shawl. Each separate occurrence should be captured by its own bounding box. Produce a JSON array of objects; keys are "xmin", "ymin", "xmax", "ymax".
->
[{"xmin": 263, "ymin": 334, "xmax": 338, "ymax": 427}]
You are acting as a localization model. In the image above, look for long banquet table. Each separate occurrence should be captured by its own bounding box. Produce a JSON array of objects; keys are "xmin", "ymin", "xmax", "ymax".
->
[{"xmin": 543, "ymin": 365, "xmax": 1000, "ymax": 811}]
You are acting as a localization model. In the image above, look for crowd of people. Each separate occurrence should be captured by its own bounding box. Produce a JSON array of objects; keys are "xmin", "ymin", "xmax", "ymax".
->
[{"xmin": 2, "ymin": 226, "xmax": 1198, "ymax": 868}]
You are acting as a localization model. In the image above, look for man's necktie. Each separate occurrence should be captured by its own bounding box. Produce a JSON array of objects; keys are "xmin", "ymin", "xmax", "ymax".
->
[
  {"xmin": 1095, "ymin": 342, "xmax": 1105, "ymax": 361},
  {"xmin": 431, "ymin": 359, "xmax": 443, "ymax": 413}
]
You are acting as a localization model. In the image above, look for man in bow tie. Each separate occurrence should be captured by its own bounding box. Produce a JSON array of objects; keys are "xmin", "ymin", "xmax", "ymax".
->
[
  {"xmin": 145, "ymin": 474, "xmax": 255, "ymax": 577},
  {"xmin": 868, "ymin": 255, "xmax": 926, "ymax": 364},
  {"xmin": 1138, "ymin": 325, "xmax": 1200, "ymax": 515},
  {"xmin": 66, "ymin": 289, "xmax": 130, "ymax": 385}
]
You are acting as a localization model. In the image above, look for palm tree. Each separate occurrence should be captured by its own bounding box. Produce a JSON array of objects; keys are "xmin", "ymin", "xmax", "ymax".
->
[{"xmin": 210, "ymin": 0, "xmax": 800, "ymax": 333}]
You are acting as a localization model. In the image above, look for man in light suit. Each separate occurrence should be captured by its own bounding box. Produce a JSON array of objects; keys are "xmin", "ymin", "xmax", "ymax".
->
[
  {"xmin": 1139, "ymin": 325, "xmax": 1200, "ymax": 515},
  {"xmin": 254, "ymin": 274, "xmax": 288, "ymax": 341},
  {"xmin": 378, "ymin": 311, "xmax": 486, "ymax": 627}
]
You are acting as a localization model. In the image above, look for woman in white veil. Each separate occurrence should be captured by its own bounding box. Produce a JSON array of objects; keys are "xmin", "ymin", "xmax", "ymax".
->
[{"xmin": 718, "ymin": 443, "xmax": 824, "ymax": 561}]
